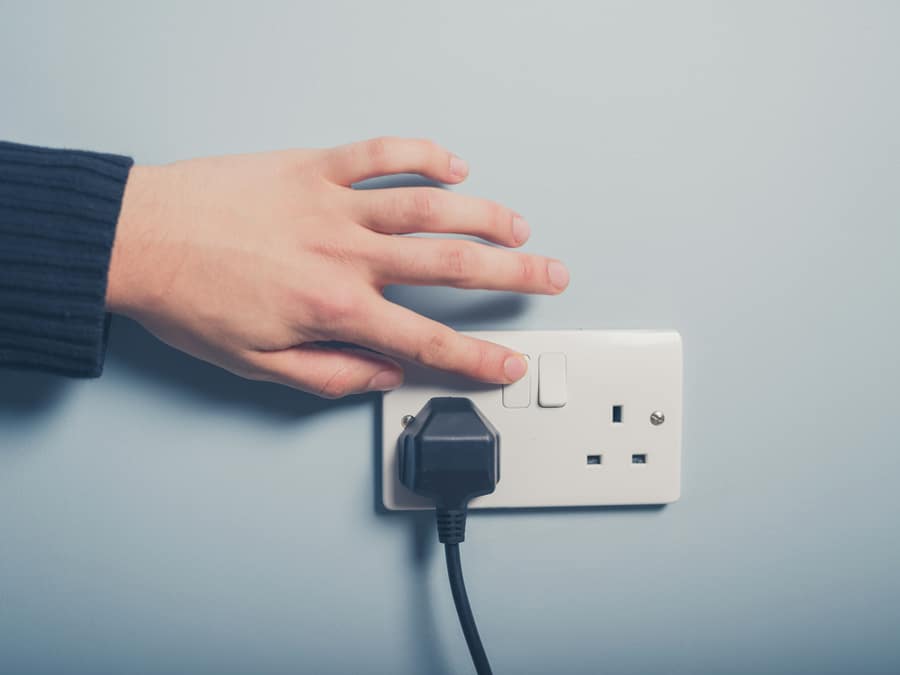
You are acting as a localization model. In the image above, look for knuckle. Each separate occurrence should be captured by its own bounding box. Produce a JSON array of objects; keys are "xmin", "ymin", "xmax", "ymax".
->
[
  {"xmin": 439, "ymin": 242, "xmax": 476, "ymax": 281},
  {"xmin": 308, "ymin": 236, "xmax": 355, "ymax": 264},
  {"xmin": 286, "ymin": 148, "xmax": 323, "ymax": 175},
  {"xmin": 408, "ymin": 188, "xmax": 439, "ymax": 223},
  {"xmin": 518, "ymin": 255, "xmax": 537, "ymax": 285},
  {"xmin": 415, "ymin": 330, "xmax": 449, "ymax": 367},
  {"xmin": 470, "ymin": 341, "xmax": 491, "ymax": 378},
  {"xmin": 364, "ymin": 136, "xmax": 393, "ymax": 166},
  {"xmin": 306, "ymin": 288, "xmax": 360, "ymax": 329}
]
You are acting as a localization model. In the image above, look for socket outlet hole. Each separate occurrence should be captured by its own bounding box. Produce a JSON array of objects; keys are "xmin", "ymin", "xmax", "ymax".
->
[
  {"xmin": 632, "ymin": 453, "xmax": 647, "ymax": 465},
  {"xmin": 612, "ymin": 405, "xmax": 623, "ymax": 424},
  {"xmin": 586, "ymin": 454, "xmax": 602, "ymax": 465}
]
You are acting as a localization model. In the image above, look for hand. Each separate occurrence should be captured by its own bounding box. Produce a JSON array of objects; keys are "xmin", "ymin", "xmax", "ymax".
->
[{"xmin": 106, "ymin": 137, "xmax": 569, "ymax": 398}]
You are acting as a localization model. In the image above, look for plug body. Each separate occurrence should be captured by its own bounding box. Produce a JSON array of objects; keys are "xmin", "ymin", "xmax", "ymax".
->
[{"xmin": 399, "ymin": 397, "xmax": 500, "ymax": 527}]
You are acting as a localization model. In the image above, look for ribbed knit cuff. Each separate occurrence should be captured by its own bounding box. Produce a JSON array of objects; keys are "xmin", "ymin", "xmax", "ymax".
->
[{"xmin": 0, "ymin": 141, "xmax": 133, "ymax": 377}]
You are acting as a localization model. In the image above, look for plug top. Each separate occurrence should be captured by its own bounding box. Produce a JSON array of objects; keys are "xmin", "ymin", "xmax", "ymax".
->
[{"xmin": 398, "ymin": 397, "xmax": 500, "ymax": 511}]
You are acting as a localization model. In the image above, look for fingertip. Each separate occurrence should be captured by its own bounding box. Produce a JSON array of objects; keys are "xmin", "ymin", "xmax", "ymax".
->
[
  {"xmin": 511, "ymin": 215, "xmax": 531, "ymax": 247},
  {"xmin": 547, "ymin": 260, "xmax": 570, "ymax": 293},
  {"xmin": 448, "ymin": 155, "xmax": 469, "ymax": 181},
  {"xmin": 502, "ymin": 353, "xmax": 528, "ymax": 382}
]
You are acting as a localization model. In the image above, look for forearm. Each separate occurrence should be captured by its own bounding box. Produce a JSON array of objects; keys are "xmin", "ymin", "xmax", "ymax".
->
[{"xmin": 0, "ymin": 141, "xmax": 132, "ymax": 376}]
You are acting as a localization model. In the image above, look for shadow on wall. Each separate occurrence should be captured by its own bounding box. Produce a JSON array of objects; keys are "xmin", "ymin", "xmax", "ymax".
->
[
  {"xmin": 103, "ymin": 316, "xmax": 364, "ymax": 421},
  {"xmin": 370, "ymin": 406, "xmax": 453, "ymax": 675},
  {"xmin": 0, "ymin": 369, "xmax": 69, "ymax": 423},
  {"xmin": 406, "ymin": 509, "xmax": 456, "ymax": 675}
]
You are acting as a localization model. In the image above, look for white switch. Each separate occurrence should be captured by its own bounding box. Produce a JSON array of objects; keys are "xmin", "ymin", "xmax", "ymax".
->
[
  {"xmin": 502, "ymin": 355, "xmax": 531, "ymax": 408},
  {"xmin": 538, "ymin": 352, "xmax": 567, "ymax": 408}
]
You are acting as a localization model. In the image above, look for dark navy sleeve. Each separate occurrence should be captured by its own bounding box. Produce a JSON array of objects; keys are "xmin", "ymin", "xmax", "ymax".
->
[{"xmin": 0, "ymin": 141, "xmax": 133, "ymax": 377}]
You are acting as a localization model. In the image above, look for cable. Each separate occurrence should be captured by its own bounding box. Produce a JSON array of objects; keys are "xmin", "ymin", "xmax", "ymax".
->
[
  {"xmin": 445, "ymin": 542, "xmax": 492, "ymax": 675},
  {"xmin": 397, "ymin": 397, "xmax": 500, "ymax": 675}
]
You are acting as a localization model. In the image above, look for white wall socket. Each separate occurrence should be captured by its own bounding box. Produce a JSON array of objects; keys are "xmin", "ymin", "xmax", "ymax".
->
[{"xmin": 381, "ymin": 330, "xmax": 683, "ymax": 510}]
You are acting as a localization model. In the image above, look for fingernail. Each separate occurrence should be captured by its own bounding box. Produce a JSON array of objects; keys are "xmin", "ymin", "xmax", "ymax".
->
[
  {"xmin": 503, "ymin": 354, "xmax": 528, "ymax": 382},
  {"xmin": 547, "ymin": 261, "xmax": 570, "ymax": 291},
  {"xmin": 368, "ymin": 370, "xmax": 404, "ymax": 391},
  {"xmin": 512, "ymin": 215, "xmax": 531, "ymax": 245},
  {"xmin": 449, "ymin": 155, "xmax": 468, "ymax": 179}
]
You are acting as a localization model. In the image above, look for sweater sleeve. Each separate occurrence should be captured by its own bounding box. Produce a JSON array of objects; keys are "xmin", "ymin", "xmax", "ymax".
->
[{"xmin": 0, "ymin": 141, "xmax": 133, "ymax": 377}]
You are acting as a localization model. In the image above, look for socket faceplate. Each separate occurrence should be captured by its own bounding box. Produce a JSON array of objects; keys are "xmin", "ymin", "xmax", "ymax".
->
[{"xmin": 381, "ymin": 330, "xmax": 683, "ymax": 510}]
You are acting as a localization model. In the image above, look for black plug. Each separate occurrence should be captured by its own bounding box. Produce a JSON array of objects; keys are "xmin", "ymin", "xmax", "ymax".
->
[
  {"xmin": 399, "ymin": 397, "xmax": 500, "ymax": 543},
  {"xmin": 398, "ymin": 397, "xmax": 499, "ymax": 675}
]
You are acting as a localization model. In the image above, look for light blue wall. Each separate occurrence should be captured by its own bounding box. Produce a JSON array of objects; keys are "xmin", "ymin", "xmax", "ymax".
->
[{"xmin": 2, "ymin": 2, "xmax": 899, "ymax": 673}]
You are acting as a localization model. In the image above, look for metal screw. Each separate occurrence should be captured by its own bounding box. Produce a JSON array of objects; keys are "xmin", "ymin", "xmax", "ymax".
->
[
  {"xmin": 650, "ymin": 411, "xmax": 665, "ymax": 426},
  {"xmin": 401, "ymin": 414, "xmax": 415, "ymax": 428}
]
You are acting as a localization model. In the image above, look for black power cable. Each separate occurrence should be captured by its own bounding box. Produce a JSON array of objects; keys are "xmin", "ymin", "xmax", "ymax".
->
[
  {"xmin": 398, "ymin": 397, "xmax": 500, "ymax": 675},
  {"xmin": 445, "ymin": 542, "xmax": 492, "ymax": 675}
]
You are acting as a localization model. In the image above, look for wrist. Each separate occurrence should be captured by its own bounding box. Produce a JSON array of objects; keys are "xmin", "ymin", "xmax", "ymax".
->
[{"xmin": 106, "ymin": 164, "xmax": 171, "ymax": 317}]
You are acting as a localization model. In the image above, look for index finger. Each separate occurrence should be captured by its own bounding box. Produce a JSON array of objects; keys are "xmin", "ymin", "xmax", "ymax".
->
[{"xmin": 346, "ymin": 299, "xmax": 527, "ymax": 384}]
